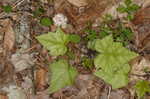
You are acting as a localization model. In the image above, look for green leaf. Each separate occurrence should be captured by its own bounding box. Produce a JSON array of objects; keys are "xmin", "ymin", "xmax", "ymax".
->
[
  {"xmin": 33, "ymin": 7, "xmax": 45, "ymax": 17},
  {"xmin": 40, "ymin": 17, "xmax": 53, "ymax": 26},
  {"xmin": 66, "ymin": 50, "xmax": 75, "ymax": 60},
  {"xmin": 69, "ymin": 34, "xmax": 81, "ymax": 43},
  {"xmin": 93, "ymin": 35, "xmax": 138, "ymax": 88},
  {"xmin": 94, "ymin": 65, "xmax": 129, "ymax": 89},
  {"xmin": 36, "ymin": 28, "xmax": 69, "ymax": 56},
  {"xmin": 87, "ymin": 39, "xmax": 97, "ymax": 50},
  {"xmin": 128, "ymin": 4, "xmax": 140, "ymax": 13},
  {"xmin": 125, "ymin": 0, "xmax": 132, "ymax": 6},
  {"xmin": 117, "ymin": 5, "xmax": 127, "ymax": 13},
  {"xmin": 49, "ymin": 59, "xmax": 78, "ymax": 93},
  {"xmin": 85, "ymin": 29, "xmax": 97, "ymax": 41},
  {"xmin": 81, "ymin": 56, "xmax": 93, "ymax": 68},
  {"xmin": 102, "ymin": 14, "xmax": 113, "ymax": 22},
  {"xmin": 94, "ymin": 35, "xmax": 138, "ymax": 68},
  {"xmin": 2, "ymin": 5, "xmax": 12, "ymax": 13},
  {"xmin": 135, "ymin": 80, "xmax": 150, "ymax": 98},
  {"xmin": 126, "ymin": 14, "xmax": 134, "ymax": 21},
  {"xmin": 100, "ymin": 25, "xmax": 112, "ymax": 38},
  {"xmin": 100, "ymin": 31, "xmax": 109, "ymax": 38},
  {"xmin": 122, "ymin": 27, "xmax": 133, "ymax": 40}
]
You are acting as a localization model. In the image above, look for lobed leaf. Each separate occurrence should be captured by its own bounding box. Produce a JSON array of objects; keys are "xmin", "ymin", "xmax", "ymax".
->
[
  {"xmin": 49, "ymin": 60, "xmax": 78, "ymax": 93},
  {"xmin": 36, "ymin": 28, "xmax": 69, "ymax": 56},
  {"xmin": 93, "ymin": 35, "xmax": 138, "ymax": 89}
]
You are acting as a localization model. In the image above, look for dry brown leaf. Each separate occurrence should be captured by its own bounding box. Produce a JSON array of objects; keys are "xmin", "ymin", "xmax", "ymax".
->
[
  {"xmin": 36, "ymin": 68, "xmax": 47, "ymax": 91},
  {"xmin": 55, "ymin": 0, "xmax": 116, "ymax": 32},
  {"xmin": 132, "ymin": 7, "xmax": 150, "ymax": 53},
  {"xmin": 0, "ymin": 94, "xmax": 8, "ymax": 99},
  {"xmin": 130, "ymin": 57, "xmax": 150, "ymax": 82},
  {"xmin": 2, "ymin": 19, "xmax": 15, "ymax": 51},
  {"xmin": 0, "ymin": 56, "xmax": 14, "ymax": 88},
  {"xmin": 67, "ymin": 0, "xmax": 88, "ymax": 7},
  {"xmin": 133, "ymin": 0, "xmax": 150, "ymax": 8},
  {"xmin": 109, "ymin": 89, "xmax": 130, "ymax": 99}
]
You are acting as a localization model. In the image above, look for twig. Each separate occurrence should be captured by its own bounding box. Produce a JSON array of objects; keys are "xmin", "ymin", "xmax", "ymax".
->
[
  {"xmin": 107, "ymin": 86, "xmax": 111, "ymax": 99},
  {"xmin": 13, "ymin": 0, "xmax": 25, "ymax": 9}
]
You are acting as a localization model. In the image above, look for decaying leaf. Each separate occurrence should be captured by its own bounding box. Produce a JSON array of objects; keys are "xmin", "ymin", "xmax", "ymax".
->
[
  {"xmin": 132, "ymin": 7, "xmax": 150, "ymax": 54},
  {"xmin": 30, "ymin": 91, "xmax": 50, "ymax": 99},
  {"xmin": 130, "ymin": 57, "xmax": 150, "ymax": 81},
  {"xmin": 0, "ymin": 94, "xmax": 8, "ymax": 99},
  {"xmin": 11, "ymin": 53, "xmax": 34, "ymax": 72},
  {"xmin": 2, "ymin": 85, "xmax": 26, "ymax": 99},
  {"xmin": 36, "ymin": 68, "xmax": 48, "ymax": 91},
  {"xmin": 1, "ymin": 19, "xmax": 15, "ymax": 51},
  {"xmin": 55, "ymin": 0, "xmax": 117, "ymax": 31},
  {"xmin": 0, "ymin": 56, "xmax": 14, "ymax": 88},
  {"xmin": 67, "ymin": 0, "xmax": 88, "ymax": 7},
  {"xmin": 133, "ymin": 0, "xmax": 150, "ymax": 8},
  {"xmin": 109, "ymin": 89, "xmax": 130, "ymax": 99}
]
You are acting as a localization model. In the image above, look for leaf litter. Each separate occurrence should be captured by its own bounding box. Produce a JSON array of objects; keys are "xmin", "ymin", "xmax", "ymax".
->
[{"xmin": 0, "ymin": 0, "xmax": 150, "ymax": 99}]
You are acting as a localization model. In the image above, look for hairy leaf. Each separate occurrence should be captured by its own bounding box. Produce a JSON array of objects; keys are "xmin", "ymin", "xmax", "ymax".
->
[
  {"xmin": 95, "ymin": 63, "xmax": 130, "ymax": 89},
  {"xmin": 36, "ymin": 28, "xmax": 69, "ymax": 56},
  {"xmin": 49, "ymin": 60, "xmax": 78, "ymax": 93},
  {"xmin": 94, "ymin": 35, "xmax": 137, "ymax": 69},
  {"xmin": 93, "ymin": 35, "xmax": 138, "ymax": 88}
]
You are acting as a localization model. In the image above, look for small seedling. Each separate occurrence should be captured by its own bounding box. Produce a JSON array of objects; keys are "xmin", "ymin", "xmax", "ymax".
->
[
  {"xmin": 115, "ymin": 24, "xmax": 133, "ymax": 46},
  {"xmin": 102, "ymin": 14, "xmax": 113, "ymax": 23},
  {"xmin": 33, "ymin": 7, "xmax": 45, "ymax": 17},
  {"xmin": 135, "ymin": 80, "xmax": 150, "ymax": 99},
  {"xmin": 2, "ymin": 5, "xmax": 12, "ymax": 13},
  {"xmin": 117, "ymin": 0, "xmax": 140, "ymax": 20},
  {"xmin": 40, "ymin": 17, "xmax": 53, "ymax": 26},
  {"xmin": 100, "ymin": 24, "xmax": 112, "ymax": 38},
  {"xmin": 81, "ymin": 56, "xmax": 93, "ymax": 68},
  {"xmin": 69, "ymin": 34, "xmax": 81, "ymax": 43},
  {"xmin": 66, "ymin": 50, "xmax": 75, "ymax": 60},
  {"xmin": 85, "ymin": 29, "xmax": 97, "ymax": 41}
]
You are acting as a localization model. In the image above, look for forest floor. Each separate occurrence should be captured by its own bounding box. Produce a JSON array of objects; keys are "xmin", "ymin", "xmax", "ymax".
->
[{"xmin": 0, "ymin": 0, "xmax": 150, "ymax": 99}]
